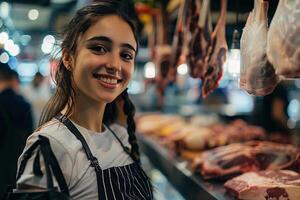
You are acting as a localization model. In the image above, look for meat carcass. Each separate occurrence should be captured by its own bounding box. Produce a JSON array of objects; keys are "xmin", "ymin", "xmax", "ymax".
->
[
  {"xmin": 170, "ymin": 0, "xmax": 191, "ymax": 69},
  {"xmin": 224, "ymin": 170, "xmax": 300, "ymax": 200},
  {"xmin": 186, "ymin": 0, "xmax": 211, "ymax": 78},
  {"xmin": 240, "ymin": 0, "xmax": 279, "ymax": 96},
  {"xmin": 192, "ymin": 141, "xmax": 300, "ymax": 179},
  {"xmin": 267, "ymin": 0, "xmax": 300, "ymax": 78},
  {"xmin": 201, "ymin": 0, "xmax": 228, "ymax": 98}
]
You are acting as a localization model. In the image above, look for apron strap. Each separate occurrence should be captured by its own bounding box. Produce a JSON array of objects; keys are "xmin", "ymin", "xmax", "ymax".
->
[
  {"xmin": 55, "ymin": 114, "xmax": 106, "ymax": 200},
  {"xmin": 104, "ymin": 124, "xmax": 133, "ymax": 157}
]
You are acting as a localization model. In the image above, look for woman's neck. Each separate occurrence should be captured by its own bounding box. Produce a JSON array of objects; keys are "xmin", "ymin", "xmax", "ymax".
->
[{"xmin": 67, "ymin": 94, "xmax": 106, "ymax": 133}]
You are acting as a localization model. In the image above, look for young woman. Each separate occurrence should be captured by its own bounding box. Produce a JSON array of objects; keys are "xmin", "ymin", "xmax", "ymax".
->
[{"xmin": 16, "ymin": 1, "xmax": 153, "ymax": 199}]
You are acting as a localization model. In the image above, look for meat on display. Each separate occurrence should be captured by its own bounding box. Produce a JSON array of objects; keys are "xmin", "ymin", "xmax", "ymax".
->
[
  {"xmin": 192, "ymin": 141, "xmax": 300, "ymax": 180},
  {"xmin": 240, "ymin": 0, "xmax": 279, "ymax": 96},
  {"xmin": 224, "ymin": 170, "xmax": 300, "ymax": 200},
  {"xmin": 267, "ymin": 0, "xmax": 300, "ymax": 78},
  {"xmin": 201, "ymin": 0, "xmax": 228, "ymax": 97}
]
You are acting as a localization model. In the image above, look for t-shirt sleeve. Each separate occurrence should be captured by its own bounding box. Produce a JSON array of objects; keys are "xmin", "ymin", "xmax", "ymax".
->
[{"xmin": 16, "ymin": 133, "xmax": 74, "ymax": 190}]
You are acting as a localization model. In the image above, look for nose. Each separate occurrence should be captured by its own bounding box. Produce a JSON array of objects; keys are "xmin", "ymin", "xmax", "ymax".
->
[{"xmin": 106, "ymin": 52, "xmax": 121, "ymax": 74}]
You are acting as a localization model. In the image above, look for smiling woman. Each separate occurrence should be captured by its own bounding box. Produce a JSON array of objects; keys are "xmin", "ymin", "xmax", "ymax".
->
[{"xmin": 10, "ymin": 1, "xmax": 153, "ymax": 200}]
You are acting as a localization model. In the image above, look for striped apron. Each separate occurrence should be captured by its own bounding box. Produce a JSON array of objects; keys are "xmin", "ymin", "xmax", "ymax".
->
[{"xmin": 56, "ymin": 115, "xmax": 153, "ymax": 200}]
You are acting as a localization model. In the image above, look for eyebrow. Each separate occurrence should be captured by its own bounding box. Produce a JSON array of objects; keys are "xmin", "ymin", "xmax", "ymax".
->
[{"xmin": 87, "ymin": 36, "xmax": 136, "ymax": 52}]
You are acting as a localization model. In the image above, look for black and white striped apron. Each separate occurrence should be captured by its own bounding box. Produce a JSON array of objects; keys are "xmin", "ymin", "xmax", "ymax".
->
[{"xmin": 56, "ymin": 115, "xmax": 153, "ymax": 200}]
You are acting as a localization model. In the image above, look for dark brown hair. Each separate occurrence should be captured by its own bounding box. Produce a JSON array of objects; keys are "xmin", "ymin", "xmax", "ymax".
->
[{"xmin": 39, "ymin": 0, "xmax": 140, "ymax": 161}]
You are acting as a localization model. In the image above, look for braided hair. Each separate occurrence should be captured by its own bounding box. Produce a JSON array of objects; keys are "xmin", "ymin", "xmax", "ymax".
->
[
  {"xmin": 103, "ymin": 89, "xmax": 140, "ymax": 162},
  {"xmin": 121, "ymin": 89, "xmax": 140, "ymax": 162}
]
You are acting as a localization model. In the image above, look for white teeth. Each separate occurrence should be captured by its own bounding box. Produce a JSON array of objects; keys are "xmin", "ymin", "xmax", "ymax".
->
[{"xmin": 99, "ymin": 76, "xmax": 118, "ymax": 84}]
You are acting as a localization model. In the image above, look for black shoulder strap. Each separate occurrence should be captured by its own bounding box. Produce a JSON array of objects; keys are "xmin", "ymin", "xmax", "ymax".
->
[
  {"xmin": 55, "ymin": 114, "xmax": 101, "ymax": 172},
  {"xmin": 55, "ymin": 114, "xmax": 105, "ymax": 200},
  {"xmin": 16, "ymin": 135, "xmax": 70, "ymax": 196},
  {"xmin": 104, "ymin": 124, "xmax": 132, "ymax": 156}
]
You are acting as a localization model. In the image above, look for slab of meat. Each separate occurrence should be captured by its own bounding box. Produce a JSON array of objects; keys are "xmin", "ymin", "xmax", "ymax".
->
[
  {"xmin": 267, "ymin": 0, "xmax": 300, "ymax": 78},
  {"xmin": 240, "ymin": 0, "xmax": 279, "ymax": 96},
  {"xmin": 224, "ymin": 170, "xmax": 300, "ymax": 200},
  {"xmin": 201, "ymin": 0, "xmax": 228, "ymax": 98},
  {"xmin": 186, "ymin": 0, "xmax": 211, "ymax": 78},
  {"xmin": 172, "ymin": 119, "xmax": 265, "ymax": 152},
  {"xmin": 170, "ymin": 0, "xmax": 191, "ymax": 70},
  {"xmin": 192, "ymin": 141, "xmax": 300, "ymax": 179}
]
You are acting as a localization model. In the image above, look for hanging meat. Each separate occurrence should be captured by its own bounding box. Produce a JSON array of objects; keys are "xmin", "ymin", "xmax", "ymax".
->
[
  {"xmin": 186, "ymin": 0, "xmax": 212, "ymax": 78},
  {"xmin": 267, "ymin": 0, "xmax": 300, "ymax": 78},
  {"xmin": 201, "ymin": 0, "xmax": 228, "ymax": 98},
  {"xmin": 239, "ymin": 0, "xmax": 279, "ymax": 96},
  {"xmin": 170, "ymin": 0, "xmax": 191, "ymax": 70}
]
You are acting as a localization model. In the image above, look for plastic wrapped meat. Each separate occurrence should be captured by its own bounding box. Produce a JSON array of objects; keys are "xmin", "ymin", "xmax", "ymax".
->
[
  {"xmin": 240, "ymin": 0, "xmax": 279, "ymax": 96},
  {"xmin": 267, "ymin": 0, "xmax": 300, "ymax": 78}
]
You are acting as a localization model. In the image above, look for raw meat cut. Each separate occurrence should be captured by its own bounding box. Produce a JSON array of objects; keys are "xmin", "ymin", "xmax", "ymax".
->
[
  {"xmin": 170, "ymin": 0, "xmax": 191, "ymax": 69},
  {"xmin": 240, "ymin": 0, "xmax": 279, "ymax": 96},
  {"xmin": 192, "ymin": 141, "xmax": 300, "ymax": 179},
  {"xmin": 172, "ymin": 119, "xmax": 265, "ymax": 151},
  {"xmin": 224, "ymin": 170, "xmax": 300, "ymax": 200},
  {"xmin": 186, "ymin": 0, "xmax": 211, "ymax": 78},
  {"xmin": 201, "ymin": 0, "xmax": 228, "ymax": 97},
  {"xmin": 267, "ymin": 0, "xmax": 300, "ymax": 78}
]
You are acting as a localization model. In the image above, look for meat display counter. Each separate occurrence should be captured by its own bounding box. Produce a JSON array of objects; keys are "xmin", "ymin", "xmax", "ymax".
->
[{"xmin": 138, "ymin": 134, "xmax": 234, "ymax": 200}]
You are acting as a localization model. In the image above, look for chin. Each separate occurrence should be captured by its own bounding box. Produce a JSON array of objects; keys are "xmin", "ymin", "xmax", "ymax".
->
[{"xmin": 97, "ymin": 95, "xmax": 119, "ymax": 104}]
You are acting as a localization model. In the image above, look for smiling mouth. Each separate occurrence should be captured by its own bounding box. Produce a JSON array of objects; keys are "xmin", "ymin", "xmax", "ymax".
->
[{"xmin": 92, "ymin": 73, "xmax": 123, "ymax": 84}]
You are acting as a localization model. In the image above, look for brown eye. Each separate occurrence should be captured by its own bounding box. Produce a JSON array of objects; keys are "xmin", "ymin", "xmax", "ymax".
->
[
  {"xmin": 89, "ymin": 45, "xmax": 107, "ymax": 54},
  {"xmin": 120, "ymin": 51, "xmax": 133, "ymax": 61}
]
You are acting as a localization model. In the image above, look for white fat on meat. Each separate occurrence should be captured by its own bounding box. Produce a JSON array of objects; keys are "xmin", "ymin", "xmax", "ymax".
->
[
  {"xmin": 240, "ymin": 0, "xmax": 279, "ymax": 96},
  {"xmin": 224, "ymin": 170, "xmax": 300, "ymax": 200},
  {"xmin": 267, "ymin": 0, "xmax": 300, "ymax": 78}
]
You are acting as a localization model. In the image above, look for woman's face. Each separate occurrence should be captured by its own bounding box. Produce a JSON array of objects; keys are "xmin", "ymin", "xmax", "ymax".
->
[{"xmin": 66, "ymin": 15, "xmax": 137, "ymax": 104}]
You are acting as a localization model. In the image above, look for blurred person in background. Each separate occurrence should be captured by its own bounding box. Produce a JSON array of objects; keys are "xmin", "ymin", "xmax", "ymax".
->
[
  {"xmin": 20, "ymin": 72, "xmax": 52, "ymax": 128},
  {"xmin": 0, "ymin": 63, "xmax": 33, "ymax": 196}
]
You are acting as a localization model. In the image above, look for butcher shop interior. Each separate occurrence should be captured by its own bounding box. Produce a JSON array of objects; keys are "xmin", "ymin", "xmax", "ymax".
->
[{"xmin": 0, "ymin": 0, "xmax": 300, "ymax": 199}]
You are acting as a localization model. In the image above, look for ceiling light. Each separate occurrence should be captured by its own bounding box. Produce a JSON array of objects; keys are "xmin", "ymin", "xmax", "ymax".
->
[
  {"xmin": 144, "ymin": 61, "xmax": 155, "ymax": 78},
  {"xmin": 10, "ymin": 44, "xmax": 20, "ymax": 56},
  {"xmin": 28, "ymin": 9, "xmax": 39, "ymax": 21},
  {"xmin": 226, "ymin": 29, "xmax": 241, "ymax": 77},
  {"xmin": 0, "ymin": 32, "xmax": 9, "ymax": 44},
  {"xmin": 177, "ymin": 63, "xmax": 188, "ymax": 75},
  {"xmin": 0, "ymin": 2, "xmax": 10, "ymax": 19}
]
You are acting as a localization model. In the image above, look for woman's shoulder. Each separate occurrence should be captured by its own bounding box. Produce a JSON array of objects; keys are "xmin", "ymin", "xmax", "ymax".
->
[
  {"xmin": 26, "ymin": 119, "xmax": 82, "ymax": 157},
  {"xmin": 107, "ymin": 123, "xmax": 128, "ymax": 139}
]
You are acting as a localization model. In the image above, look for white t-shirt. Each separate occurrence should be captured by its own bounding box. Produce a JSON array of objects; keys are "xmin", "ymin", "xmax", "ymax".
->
[{"xmin": 17, "ymin": 118, "xmax": 134, "ymax": 200}]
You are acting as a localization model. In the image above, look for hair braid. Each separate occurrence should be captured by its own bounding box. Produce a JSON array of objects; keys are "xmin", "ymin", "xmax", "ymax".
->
[{"xmin": 121, "ymin": 89, "xmax": 140, "ymax": 162}]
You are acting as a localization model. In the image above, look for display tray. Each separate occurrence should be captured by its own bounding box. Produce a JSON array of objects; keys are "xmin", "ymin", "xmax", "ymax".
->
[{"xmin": 138, "ymin": 135, "xmax": 235, "ymax": 200}]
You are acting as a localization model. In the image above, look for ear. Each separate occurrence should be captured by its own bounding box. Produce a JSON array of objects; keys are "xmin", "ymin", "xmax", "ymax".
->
[{"xmin": 62, "ymin": 49, "xmax": 73, "ymax": 71}]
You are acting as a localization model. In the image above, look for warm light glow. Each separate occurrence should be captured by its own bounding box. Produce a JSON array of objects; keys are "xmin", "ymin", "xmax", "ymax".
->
[
  {"xmin": 144, "ymin": 61, "xmax": 155, "ymax": 78},
  {"xmin": 28, "ymin": 9, "xmax": 39, "ymax": 20},
  {"xmin": 227, "ymin": 49, "xmax": 241, "ymax": 76},
  {"xmin": 0, "ymin": 52, "xmax": 9, "ymax": 63},
  {"xmin": 177, "ymin": 63, "xmax": 188, "ymax": 75}
]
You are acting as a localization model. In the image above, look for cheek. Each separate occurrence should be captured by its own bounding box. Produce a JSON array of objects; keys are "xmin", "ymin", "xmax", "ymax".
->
[{"xmin": 123, "ymin": 64, "xmax": 135, "ymax": 79}]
